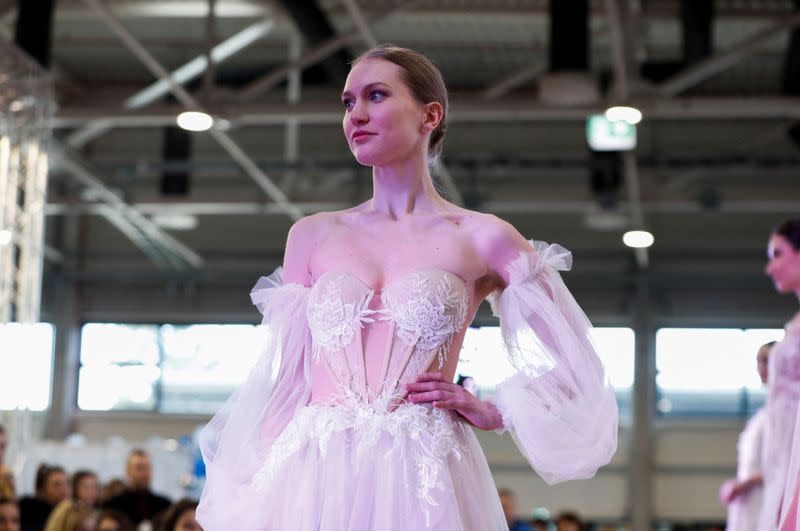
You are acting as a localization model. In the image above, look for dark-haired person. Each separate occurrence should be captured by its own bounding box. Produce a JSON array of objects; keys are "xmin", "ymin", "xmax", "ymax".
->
[
  {"xmin": 498, "ymin": 489, "xmax": 533, "ymax": 531},
  {"xmin": 757, "ymin": 218, "xmax": 800, "ymax": 531},
  {"xmin": 0, "ymin": 497, "xmax": 20, "ymax": 531},
  {"xmin": 197, "ymin": 45, "xmax": 617, "ymax": 531},
  {"xmin": 102, "ymin": 450, "xmax": 170, "ymax": 526},
  {"xmin": 721, "ymin": 341, "xmax": 774, "ymax": 530},
  {"xmin": 158, "ymin": 499, "xmax": 201, "ymax": 531},
  {"xmin": 94, "ymin": 509, "xmax": 134, "ymax": 531},
  {"xmin": 554, "ymin": 511, "xmax": 583, "ymax": 531},
  {"xmin": 18, "ymin": 464, "xmax": 68, "ymax": 531},
  {"xmin": 72, "ymin": 470, "xmax": 99, "ymax": 509}
]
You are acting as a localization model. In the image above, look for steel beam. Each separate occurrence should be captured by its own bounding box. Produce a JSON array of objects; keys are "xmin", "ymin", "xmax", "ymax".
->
[
  {"xmin": 83, "ymin": 0, "xmax": 303, "ymax": 221},
  {"xmin": 657, "ymin": 13, "xmax": 800, "ymax": 97},
  {"xmin": 66, "ymin": 19, "xmax": 274, "ymax": 148}
]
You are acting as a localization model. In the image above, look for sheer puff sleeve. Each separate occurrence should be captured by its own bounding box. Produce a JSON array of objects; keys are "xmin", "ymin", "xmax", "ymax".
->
[
  {"xmin": 197, "ymin": 267, "xmax": 312, "ymax": 530},
  {"xmin": 487, "ymin": 240, "xmax": 618, "ymax": 485}
]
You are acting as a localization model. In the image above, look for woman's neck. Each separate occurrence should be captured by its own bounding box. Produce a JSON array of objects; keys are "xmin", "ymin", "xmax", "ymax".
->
[{"xmin": 369, "ymin": 156, "xmax": 443, "ymax": 217}]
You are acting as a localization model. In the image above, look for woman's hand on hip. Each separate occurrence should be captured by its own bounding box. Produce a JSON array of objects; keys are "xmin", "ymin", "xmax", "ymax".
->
[{"xmin": 405, "ymin": 372, "xmax": 504, "ymax": 431}]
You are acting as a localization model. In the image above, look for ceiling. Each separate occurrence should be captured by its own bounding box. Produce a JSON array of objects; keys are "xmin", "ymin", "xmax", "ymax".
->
[{"xmin": 2, "ymin": 0, "xmax": 798, "ymax": 324}]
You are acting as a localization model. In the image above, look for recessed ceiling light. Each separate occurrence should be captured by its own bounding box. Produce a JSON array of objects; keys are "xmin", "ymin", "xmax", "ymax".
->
[
  {"xmin": 605, "ymin": 106, "xmax": 643, "ymax": 125},
  {"xmin": 177, "ymin": 111, "xmax": 213, "ymax": 132},
  {"xmin": 623, "ymin": 230, "xmax": 654, "ymax": 248}
]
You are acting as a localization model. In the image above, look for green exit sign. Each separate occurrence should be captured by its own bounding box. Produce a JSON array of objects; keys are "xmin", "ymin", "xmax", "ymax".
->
[{"xmin": 586, "ymin": 114, "xmax": 637, "ymax": 151}]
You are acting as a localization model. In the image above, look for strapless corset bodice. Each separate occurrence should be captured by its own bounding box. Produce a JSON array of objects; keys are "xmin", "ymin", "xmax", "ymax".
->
[{"xmin": 306, "ymin": 269, "xmax": 469, "ymax": 405}]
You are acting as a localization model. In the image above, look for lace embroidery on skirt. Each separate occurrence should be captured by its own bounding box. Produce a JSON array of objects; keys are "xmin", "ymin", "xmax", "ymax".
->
[{"xmin": 253, "ymin": 402, "xmax": 468, "ymax": 527}]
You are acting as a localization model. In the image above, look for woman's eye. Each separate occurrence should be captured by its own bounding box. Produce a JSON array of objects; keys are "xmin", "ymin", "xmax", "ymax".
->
[
  {"xmin": 369, "ymin": 90, "xmax": 386, "ymax": 101},
  {"xmin": 342, "ymin": 99, "xmax": 354, "ymax": 110}
]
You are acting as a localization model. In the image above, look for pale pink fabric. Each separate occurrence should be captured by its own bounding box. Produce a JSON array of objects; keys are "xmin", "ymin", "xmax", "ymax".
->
[
  {"xmin": 760, "ymin": 317, "xmax": 800, "ymax": 531},
  {"xmin": 196, "ymin": 241, "xmax": 618, "ymax": 530},
  {"xmin": 726, "ymin": 406, "xmax": 767, "ymax": 531}
]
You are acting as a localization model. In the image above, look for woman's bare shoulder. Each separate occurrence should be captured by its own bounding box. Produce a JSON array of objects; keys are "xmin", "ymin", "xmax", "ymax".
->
[{"xmin": 456, "ymin": 211, "xmax": 532, "ymax": 282}]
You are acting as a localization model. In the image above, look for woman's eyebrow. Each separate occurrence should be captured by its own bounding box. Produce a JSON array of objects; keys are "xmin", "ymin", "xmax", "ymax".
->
[{"xmin": 341, "ymin": 81, "xmax": 391, "ymax": 98}]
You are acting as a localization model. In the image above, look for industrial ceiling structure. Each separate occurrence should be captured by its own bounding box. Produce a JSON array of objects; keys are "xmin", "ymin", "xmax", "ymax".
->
[{"xmin": 0, "ymin": 0, "xmax": 798, "ymax": 324}]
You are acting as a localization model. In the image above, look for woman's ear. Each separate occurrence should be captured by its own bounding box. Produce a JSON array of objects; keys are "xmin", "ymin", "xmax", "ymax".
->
[{"xmin": 422, "ymin": 101, "xmax": 444, "ymax": 132}]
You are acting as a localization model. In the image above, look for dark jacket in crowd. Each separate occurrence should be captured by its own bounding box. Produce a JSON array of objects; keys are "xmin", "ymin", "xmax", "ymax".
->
[
  {"xmin": 102, "ymin": 489, "xmax": 171, "ymax": 525},
  {"xmin": 18, "ymin": 496, "xmax": 54, "ymax": 531}
]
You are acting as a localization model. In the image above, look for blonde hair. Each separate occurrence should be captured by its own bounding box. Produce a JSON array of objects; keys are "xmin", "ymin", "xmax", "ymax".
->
[{"xmin": 44, "ymin": 499, "xmax": 95, "ymax": 531}]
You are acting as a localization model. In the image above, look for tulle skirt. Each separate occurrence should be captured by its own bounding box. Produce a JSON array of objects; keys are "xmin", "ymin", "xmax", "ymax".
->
[{"xmin": 197, "ymin": 402, "xmax": 508, "ymax": 531}]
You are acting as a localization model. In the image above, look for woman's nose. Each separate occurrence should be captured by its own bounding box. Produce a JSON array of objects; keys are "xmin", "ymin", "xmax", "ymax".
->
[{"xmin": 349, "ymin": 101, "xmax": 368, "ymax": 125}]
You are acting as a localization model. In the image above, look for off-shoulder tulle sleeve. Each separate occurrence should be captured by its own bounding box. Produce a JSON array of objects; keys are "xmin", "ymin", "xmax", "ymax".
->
[
  {"xmin": 487, "ymin": 241, "xmax": 618, "ymax": 485},
  {"xmin": 197, "ymin": 267, "xmax": 312, "ymax": 530}
]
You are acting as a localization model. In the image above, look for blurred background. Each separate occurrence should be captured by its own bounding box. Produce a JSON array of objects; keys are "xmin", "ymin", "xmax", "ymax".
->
[{"xmin": 1, "ymin": 1, "xmax": 799, "ymax": 529}]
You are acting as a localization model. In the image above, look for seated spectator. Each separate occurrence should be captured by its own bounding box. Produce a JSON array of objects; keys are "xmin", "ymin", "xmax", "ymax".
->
[
  {"xmin": 98, "ymin": 480, "xmax": 125, "ymax": 507},
  {"xmin": 43, "ymin": 500, "xmax": 95, "ymax": 531},
  {"xmin": 0, "ymin": 497, "xmax": 20, "ymax": 531},
  {"xmin": 94, "ymin": 510, "xmax": 134, "ymax": 531},
  {"xmin": 157, "ymin": 499, "xmax": 201, "ymax": 531},
  {"xmin": 102, "ymin": 450, "xmax": 170, "ymax": 526},
  {"xmin": 0, "ymin": 466, "xmax": 14, "ymax": 499},
  {"xmin": 0, "ymin": 425, "xmax": 7, "ymax": 466},
  {"xmin": 19, "ymin": 464, "xmax": 69, "ymax": 531},
  {"xmin": 499, "ymin": 488, "xmax": 533, "ymax": 531},
  {"xmin": 555, "ymin": 511, "xmax": 584, "ymax": 531},
  {"xmin": 71, "ymin": 471, "xmax": 99, "ymax": 509}
]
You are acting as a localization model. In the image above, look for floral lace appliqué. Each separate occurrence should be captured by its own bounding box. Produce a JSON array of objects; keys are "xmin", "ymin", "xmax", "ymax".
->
[
  {"xmin": 381, "ymin": 272, "xmax": 468, "ymax": 369},
  {"xmin": 253, "ymin": 402, "xmax": 467, "ymax": 527},
  {"xmin": 307, "ymin": 274, "xmax": 375, "ymax": 358}
]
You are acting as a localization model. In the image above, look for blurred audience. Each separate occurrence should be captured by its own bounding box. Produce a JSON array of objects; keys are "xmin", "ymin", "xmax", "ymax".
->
[
  {"xmin": 43, "ymin": 500, "xmax": 95, "ymax": 531},
  {"xmin": 157, "ymin": 499, "xmax": 201, "ymax": 531},
  {"xmin": 555, "ymin": 511, "xmax": 584, "ymax": 531},
  {"xmin": 93, "ymin": 510, "xmax": 134, "ymax": 531},
  {"xmin": 102, "ymin": 450, "xmax": 170, "ymax": 526},
  {"xmin": 71, "ymin": 471, "xmax": 99, "ymax": 509},
  {"xmin": 498, "ymin": 488, "xmax": 533, "ymax": 531},
  {"xmin": 97, "ymin": 481, "xmax": 125, "ymax": 507},
  {"xmin": 0, "ymin": 497, "xmax": 20, "ymax": 531},
  {"xmin": 0, "ymin": 426, "xmax": 7, "ymax": 465},
  {"xmin": 19, "ymin": 464, "xmax": 69, "ymax": 531},
  {"xmin": 0, "ymin": 466, "xmax": 14, "ymax": 499}
]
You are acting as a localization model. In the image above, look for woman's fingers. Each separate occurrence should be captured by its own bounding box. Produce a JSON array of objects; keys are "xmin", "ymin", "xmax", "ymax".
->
[
  {"xmin": 405, "ymin": 380, "xmax": 458, "ymax": 393},
  {"xmin": 407, "ymin": 390, "xmax": 454, "ymax": 403},
  {"xmin": 414, "ymin": 372, "xmax": 444, "ymax": 382}
]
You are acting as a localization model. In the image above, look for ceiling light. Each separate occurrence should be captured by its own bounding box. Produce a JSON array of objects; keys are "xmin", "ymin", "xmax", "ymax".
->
[
  {"xmin": 605, "ymin": 106, "xmax": 643, "ymax": 125},
  {"xmin": 177, "ymin": 111, "xmax": 213, "ymax": 132},
  {"xmin": 623, "ymin": 230, "xmax": 654, "ymax": 248},
  {"xmin": 152, "ymin": 214, "xmax": 198, "ymax": 231},
  {"xmin": 0, "ymin": 229, "xmax": 12, "ymax": 246}
]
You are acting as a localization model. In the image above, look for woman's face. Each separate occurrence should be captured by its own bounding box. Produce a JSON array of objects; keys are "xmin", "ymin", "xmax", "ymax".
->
[
  {"xmin": 174, "ymin": 509, "xmax": 202, "ymax": 531},
  {"xmin": 341, "ymin": 58, "xmax": 431, "ymax": 167},
  {"xmin": 76, "ymin": 476, "xmax": 98, "ymax": 506},
  {"xmin": 765, "ymin": 234, "xmax": 800, "ymax": 294}
]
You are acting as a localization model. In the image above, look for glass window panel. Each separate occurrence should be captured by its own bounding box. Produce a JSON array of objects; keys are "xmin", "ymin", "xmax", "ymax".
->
[
  {"xmin": 0, "ymin": 323, "xmax": 53, "ymax": 410},
  {"xmin": 456, "ymin": 326, "xmax": 635, "ymax": 393},
  {"xmin": 655, "ymin": 327, "xmax": 784, "ymax": 416},
  {"xmin": 159, "ymin": 324, "xmax": 264, "ymax": 414},
  {"xmin": 78, "ymin": 324, "xmax": 160, "ymax": 411}
]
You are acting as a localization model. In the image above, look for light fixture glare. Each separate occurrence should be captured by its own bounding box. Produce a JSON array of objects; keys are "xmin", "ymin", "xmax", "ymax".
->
[
  {"xmin": 0, "ymin": 229, "xmax": 12, "ymax": 246},
  {"xmin": 605, "ymin": 106, "xmax": 643, "ymax": 125},
  {"xmin": 623, "ymin": 230, "xmax": 654, "ymax": 248},
  {"xmin": 177, "ymin": 111, "xmax": 213, "ymax": 131}
]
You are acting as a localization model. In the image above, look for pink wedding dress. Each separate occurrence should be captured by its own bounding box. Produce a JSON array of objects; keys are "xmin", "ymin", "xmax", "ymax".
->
[{"xmin": 196, "ymin": 241, "xmax": 618, "ymax": 531}]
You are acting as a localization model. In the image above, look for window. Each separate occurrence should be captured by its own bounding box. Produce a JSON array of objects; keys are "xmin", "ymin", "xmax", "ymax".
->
[
  {"xmin": 78, "ymin": 323, "xmax": 263, "ymax": 414},
  {"xmin": 0, "ymin": 323, "xmax": 53, "ymax": 410},
  {"xmin": 456, "ymin": 326, "xmax": 635, "ymax": 402},
  {"xmin": 655, "ymin": 328, "xmax": 784, "ymax": 416}
]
